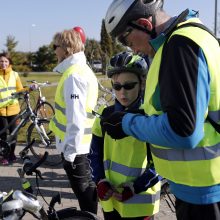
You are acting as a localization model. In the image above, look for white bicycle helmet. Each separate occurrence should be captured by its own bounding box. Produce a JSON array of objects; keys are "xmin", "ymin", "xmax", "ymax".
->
[{"xmin": 105, "ymin": 0, "xmax": 163, "ymax": 38}]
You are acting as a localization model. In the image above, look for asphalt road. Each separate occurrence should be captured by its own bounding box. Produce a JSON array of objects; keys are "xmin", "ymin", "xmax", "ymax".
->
[{"xmin": 0, "ymin": 144, "xmax": 177, "ymax": 220}]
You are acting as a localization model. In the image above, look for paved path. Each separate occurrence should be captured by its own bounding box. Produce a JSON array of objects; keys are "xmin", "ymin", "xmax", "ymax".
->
[{"xmin": 0, "ymin": 144, "xmax": 176, "ymax": 220}]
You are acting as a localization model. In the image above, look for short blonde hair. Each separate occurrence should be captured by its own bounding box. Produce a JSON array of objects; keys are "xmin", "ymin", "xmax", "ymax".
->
[{"xmin": 53, "ymin": 29, "xmax": 84, "ymax": 56}]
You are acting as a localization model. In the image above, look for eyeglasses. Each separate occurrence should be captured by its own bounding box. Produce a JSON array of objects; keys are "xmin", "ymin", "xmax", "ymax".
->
[
  {"xmin": 53, "ymin": 44, "xmax": 60, "ymax": 50},
  {"xmin": 112, "ymin": 82, "xmax": 138, "ymax": 91},
  {"xmin": 118, "ymin": 27, "xmax": 133, "ymax": 45}
]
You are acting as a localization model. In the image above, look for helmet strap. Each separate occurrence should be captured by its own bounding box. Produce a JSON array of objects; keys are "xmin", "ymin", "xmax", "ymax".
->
[
  {"xmin": 129, "ymin": 19, "xmax": 157, "ymax": 39},
  {"xmin": 150, "ymin": 15, "xmax": 157, "ymax": 39}
]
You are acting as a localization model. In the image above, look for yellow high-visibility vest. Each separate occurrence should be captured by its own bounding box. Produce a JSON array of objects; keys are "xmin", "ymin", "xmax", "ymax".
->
[
  {"xmin": 0, "ymin": 71, "xmax": 18, "ymax": 108},
  {"xmin": 92, "ymin": 106, "xmax": 160, "ymax": 218},
  {"xmin": 49, "ymin": 64, "xmax": 98, "ymax": 147},
  {"xmin": 144, "ymin": 18, "xmax": 220, "ymax": 186}
]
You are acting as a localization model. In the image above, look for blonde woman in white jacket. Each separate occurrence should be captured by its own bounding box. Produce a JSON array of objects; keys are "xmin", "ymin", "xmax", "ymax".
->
[{"xmin": 49, "ymin": 28, "xmax": 98, "ymax": 214}]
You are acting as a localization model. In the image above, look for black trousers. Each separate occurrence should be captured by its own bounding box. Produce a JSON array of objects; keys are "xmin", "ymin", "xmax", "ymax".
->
[
  {"xmin": 103, "ymin": 209, "xmax": 153, "ymax": 220},
  {"xmin": 63, "ymin": 154, "xmax": 98, "ymax": 214},
  {"xmin": 0, "ymin": 115, "xmax": 18, "ymax": 158},
  {"xmin": 175, "ymin": 198, "xmax": 220, "ymax": 220}
]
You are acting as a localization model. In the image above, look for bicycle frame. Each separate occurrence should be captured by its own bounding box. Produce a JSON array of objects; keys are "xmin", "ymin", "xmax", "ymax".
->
[
  {"xmin": 26, "ymin": 80, "xmax": 48, "ymax": 105},
  {"xmin": 0, "ymin": 91, "xmax": 50, "ymax": 156}
]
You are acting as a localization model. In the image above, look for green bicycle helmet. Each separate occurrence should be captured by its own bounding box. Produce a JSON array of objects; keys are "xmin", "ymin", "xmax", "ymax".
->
[{"xmin": 107, "ymin": 51, "xmax": 149, "ymax": 78}]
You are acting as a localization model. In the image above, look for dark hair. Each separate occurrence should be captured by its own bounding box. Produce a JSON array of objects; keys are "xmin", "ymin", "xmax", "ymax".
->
[{"xmin": 0, "ymin": 52, "xmax": 13, "ymax": 65}]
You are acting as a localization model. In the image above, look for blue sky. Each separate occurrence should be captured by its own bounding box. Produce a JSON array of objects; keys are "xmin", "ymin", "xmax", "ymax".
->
[{"xmin": 0, "ymin": 1, "xmax": 218, "ymax": 52}]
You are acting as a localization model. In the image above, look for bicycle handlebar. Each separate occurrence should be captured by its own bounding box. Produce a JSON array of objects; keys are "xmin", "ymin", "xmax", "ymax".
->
[
  {"xmin": 11, "ymin": 90, "xmax": 29, "ymax": 98},
  {"xmin": 26, "ymin": 80, "xmax": 51, "ymax": 87},
  {"xmin": 23, "ymin": 152, "xmax": 48, "ymax": 176},
  {"xmin": 98, "ymin": 81, "xmax": 112, "ymax": 93}
]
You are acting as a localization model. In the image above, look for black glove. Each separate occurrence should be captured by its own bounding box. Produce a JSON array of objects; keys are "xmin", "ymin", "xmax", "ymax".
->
[
  {"xmin": 125, "ymin": 109, "xmax": 145, "ymax": 115},
  {"xmin": 101, "ymin": 111, "xmax": 127, "ymax": 139},
  {"xmin": 133, "ymin": 167, "xmax": 162, "ymax": 194}
]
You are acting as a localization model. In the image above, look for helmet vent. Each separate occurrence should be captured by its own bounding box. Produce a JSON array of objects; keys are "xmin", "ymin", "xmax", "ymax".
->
[
  {"xmin": 108, "ymin": 16, "xmax": 115, "ymax": 24},
  {"xmin": 143, "ymin": 0, "xmax": 154, "ymax": 4}
]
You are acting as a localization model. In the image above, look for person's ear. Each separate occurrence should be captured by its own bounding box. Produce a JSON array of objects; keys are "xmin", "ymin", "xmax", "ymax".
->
[{"xmin": 136, "ymin": 18, "xmax": 153, "ymax": 31}]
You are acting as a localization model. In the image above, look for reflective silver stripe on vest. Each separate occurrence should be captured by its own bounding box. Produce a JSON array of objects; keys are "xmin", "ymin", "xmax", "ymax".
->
[
  {"xmin": 0, "ymin": 97, "xmax": 10, "ymax": 103},
  {"xmin": 208, "ymin": 110, "xmax": 220, "ymax": 122},
  {"xmin": 104, "ymin": 160, "xmax": 146, "ymax": 177},
  {"xmin": 55, "ymin": 102, "xmax": 65, "ymax": 114},
  {"xmin": 124, "ymin": 191, "xmax": 160, "ymax": 204},
  {"xmin": 52, "ymin": 117, "xmax": 66, "ymax": 132},
  {"xmin": 0, "ymin": 86, "xmax": 16, "ymax": 92},
  {"xmin": 150, "ymin": 143, "xmax": 220, "ymax": 161},
  {"xmin": 53, "ymin": 118, "xmax": 92, "ymax": 135},
  {"xmin": 55, "ymin": 103, "xmax": 94, "ymax": 122}
]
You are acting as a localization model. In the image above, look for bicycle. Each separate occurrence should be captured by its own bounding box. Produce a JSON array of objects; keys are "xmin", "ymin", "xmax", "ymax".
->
[
  {"xmin": 0, "ymin": 141, "xmax": 100, "ymax": 220},
  {"xmin": 20, "ymin": 80, "xmax": 55, "ymax": 120},
  {"xmin": 0, "ymin": 90, "xmax": 62, "ymax": 167},
  {"xmin": 160, "ymin": 178, "xmax": 176, "ymax": 213},
  {"xmin": 95, "ymin": 79, "xmax": 115, "ymax": 111}
]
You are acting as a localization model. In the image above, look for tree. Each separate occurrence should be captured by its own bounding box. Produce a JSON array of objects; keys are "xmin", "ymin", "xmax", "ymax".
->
[
  {"xmin": 5, "ymin": 35, "xmax": 18, "ymax": 54},
  {"xmin": 111, "ymin": 37, "xmax": 127, "ymax": 55},
  {"xmin": 32, "ymin": 45, "xmax": 57, "ymax": 71},
  {"xmin": 100, "ymin": 19, "xmax": 113, "ymax": 74},
  {"xmin": 85, "ymin": 39, "xmax": 102, "ymax": 65},
  {"xmin": 2, "ymin": 35, "xmax": 31, "ymax": 72}
]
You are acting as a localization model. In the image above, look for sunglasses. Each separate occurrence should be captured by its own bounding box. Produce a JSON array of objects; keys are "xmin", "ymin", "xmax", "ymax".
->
[
  {"xmin": 118, "ymin": 27, "xmax": 133, "ymax": 45},
  {"xmin": 112, "ymin": 82, "xmax": 138, "ymax": 91},
  {"xmin": 53, "ymin": 44, "xmax": 60, "ymax": 50}
]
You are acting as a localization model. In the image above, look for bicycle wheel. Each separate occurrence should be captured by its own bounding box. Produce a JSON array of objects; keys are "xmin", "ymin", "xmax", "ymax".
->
[
  {"xmin": 19, "ymin": 92, "xmax": 36, "ymax": 112},
  {"xmin": 26, "ymin": 119, "xmax": 62, "ymax": 167},
  {"xmin": 50, "ymin": 208, "xmax": 99, "ymax": 220},
  {"xmin": 36, "ymin": 101, "xmax": 55, "ymax": 120}
]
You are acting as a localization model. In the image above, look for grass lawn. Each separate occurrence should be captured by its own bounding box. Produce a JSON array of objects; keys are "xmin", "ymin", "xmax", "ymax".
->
[{"xmin": 17, "ymin": 72, "xmax": 111, "ymax": 142}]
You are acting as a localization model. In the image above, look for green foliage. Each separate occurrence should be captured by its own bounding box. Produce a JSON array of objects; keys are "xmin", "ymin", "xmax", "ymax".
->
[
  {"xmin": 1, "ymin": 23, "xmax": 127, "ymax": 75},
  {"xmin": 85, "ymin": 39, "xmax": 102, "ymax": 64},
  {"xmin": 32, "ymin": 45, "xmax": 57, "ymax": 71},
  {"xmin": 100, "ymin": 19, "xmax": 113, "ymax": 74},
  {"xmin": 100, "ymin": 19, "xmax": 113, "ymax": 57},
  {"xmin": 5, "ymin": 35, "xmax": 18, "ymax": 54},
  {"xmin": 111, "ymin": 37, "xmax": 126, "ymax": 54},
  {"xmin": 12, "ymin": 52, "xmax": 31, "ymax": 72}
]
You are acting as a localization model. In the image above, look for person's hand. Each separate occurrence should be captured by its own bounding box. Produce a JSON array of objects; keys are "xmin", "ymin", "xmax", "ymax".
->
[
  {"xmin": 133, "ymin": 167, "xmax": 162, "ymax": 194},
  {"xmin": 97, "ymin": 179, "xmax": 114, "ymax": 201},
  {"xmin": 101, "ymin": 111, "xmax": 127, "ymax": 139},
  {"xmin": 29, "ymin": 83, "xmax": 39, "ymax": 91},
  {"xmin": 113, "ymin": 182, "xmax": 134, "ymax": 202}
]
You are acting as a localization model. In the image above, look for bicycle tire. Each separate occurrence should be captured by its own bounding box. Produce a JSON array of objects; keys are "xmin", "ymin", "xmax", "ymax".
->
[
  {"xmin": 19, "ymin": 92, "xmax": 36, "ymax": 112},
  {"xmin": 50, "ymin": 208, "xmax": 99, "ymax": 220},
  {"xmin": 26, "ymin": 119, "xmax": 62, "ymax": 167},
  {"xmin": 36, "ymin": 101, "xmax": 55, "ymax": 120}
]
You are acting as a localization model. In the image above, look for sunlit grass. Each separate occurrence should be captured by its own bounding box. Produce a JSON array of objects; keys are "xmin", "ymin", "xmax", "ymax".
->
[{"xmin": 17, "ymin": 72, "xmax": 112, "ymax": 142}]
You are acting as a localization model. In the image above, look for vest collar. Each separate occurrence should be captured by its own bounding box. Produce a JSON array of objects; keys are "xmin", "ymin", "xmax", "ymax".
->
[
  {"xmin": 53, "ymin": 51, "xmax": 87, "ymax": 74},
  {"xmin": 149, "ymin": 9, "xmax": 198, "ymax": 52},
  {"xmin": 0, "ymin": 65, "xmax": 12, "ymax": 76}
]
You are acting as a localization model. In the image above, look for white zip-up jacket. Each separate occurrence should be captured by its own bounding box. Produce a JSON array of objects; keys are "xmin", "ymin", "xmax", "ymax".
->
[{"xmin": 53, "ymin": 52, "xmax": 95, "ymax": 162}]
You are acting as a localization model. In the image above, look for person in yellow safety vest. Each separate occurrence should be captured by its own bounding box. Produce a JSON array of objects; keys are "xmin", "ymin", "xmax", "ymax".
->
[
  {"xmin": 0, "ymin": 52, "xmax": 24, "ymax": 165},
  {"xmin": 102, "ymin": 1, "xmax": 220, "ymax": 220},
  {"xmin": 49, "ymin": 28, "xmax": 98, "ymax": 214},
  {"xmin": 89, "ymin": 52, "xmax": 161, "ymax": 220}
]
